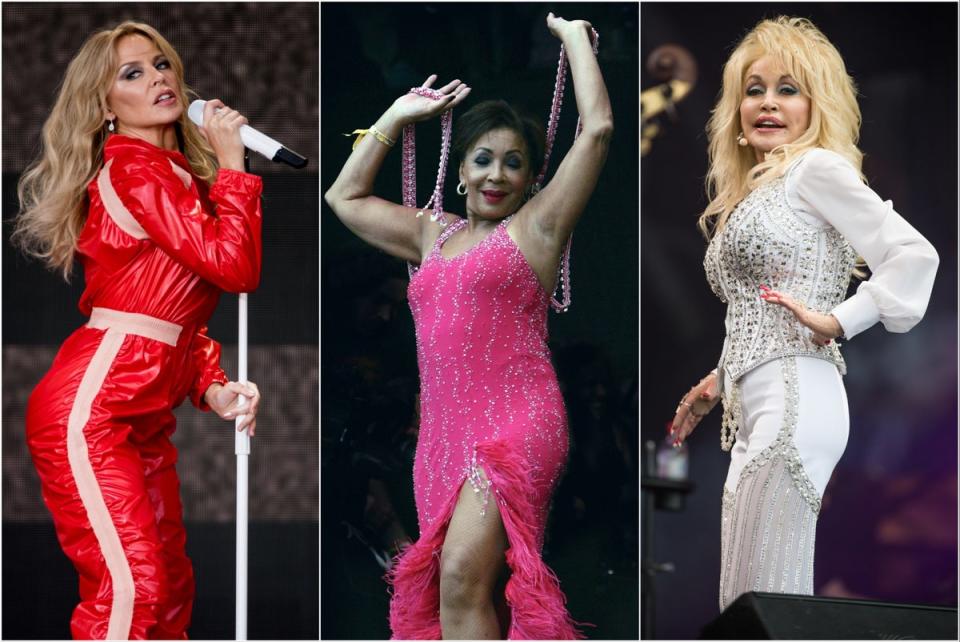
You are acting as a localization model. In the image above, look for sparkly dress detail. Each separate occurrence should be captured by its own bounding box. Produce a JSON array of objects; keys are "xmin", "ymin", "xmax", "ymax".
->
[
  {"xmin": 704, "ymin": 156, "xmax": 854, "ymax": 609},
  {"xmin": 387, "ymin": 216, "xmax": 581, "ymax": 639},
  {"xmin": 703, "ymin": 169, "xmax": 857, "ymax": 388},
  {"xmin": 718, "ymin": 357, "xmax": 820, "ymax": 609},
  {"xmin": 705, "ymin": 148, "xmax": 939, "ymax": 610},
  {"xmin": 705, "ymin": 161, "xmax": 855, "ymax": 450}
]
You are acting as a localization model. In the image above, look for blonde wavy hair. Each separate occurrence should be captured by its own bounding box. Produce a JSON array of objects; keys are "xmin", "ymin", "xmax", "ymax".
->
[
  {"xmin": 13, "ymin": 21, "xmax": 218, "ymax": 281},
  {"xmin": 699, "ymin": 16, "xmax": 864, "ymax": 239}
]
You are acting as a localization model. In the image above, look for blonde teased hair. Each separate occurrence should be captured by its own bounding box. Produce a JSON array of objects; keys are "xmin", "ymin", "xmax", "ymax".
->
[
  {"xmin": 699, "ymin": 16, "xmax": 864, "ymax": 239},
  {"xmin": 13, "ymin": 21, "xmax": 218, "ymax": 281}
]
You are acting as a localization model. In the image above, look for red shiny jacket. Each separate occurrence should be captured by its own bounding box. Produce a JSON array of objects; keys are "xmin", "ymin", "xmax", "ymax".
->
[{"xmin": 80, "ymin": 134, "xmax": 263, "ymax": 407}]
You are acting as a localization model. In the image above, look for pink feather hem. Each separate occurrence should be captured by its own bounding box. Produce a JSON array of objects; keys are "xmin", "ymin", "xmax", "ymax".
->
[{"xmin": 386, "ymin": 440, "xmax": 586, "ymax": 640}]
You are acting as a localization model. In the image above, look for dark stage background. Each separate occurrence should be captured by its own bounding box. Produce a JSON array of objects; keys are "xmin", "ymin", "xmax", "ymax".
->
[
  {"xmin": 2, "ymin": 3, "xmax": 318, "ymax": 639},
  {"xmin": 321, "ymin": 3, "xmax": 638, "ymax": 639},
  {"xmin": 641, "ymin": 3, "xmax": 957, "ymax": 639}
]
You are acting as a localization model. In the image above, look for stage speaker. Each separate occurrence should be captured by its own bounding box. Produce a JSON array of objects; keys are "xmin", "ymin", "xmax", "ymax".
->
[{"xmin": 700, "ymin": 592, "xmax": 957, "ymax": 640}]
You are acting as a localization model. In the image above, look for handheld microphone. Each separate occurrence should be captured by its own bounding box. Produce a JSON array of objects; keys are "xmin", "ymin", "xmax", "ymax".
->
[{"xmin": 187, "ymin": 99, "xmax": 308, "ymax": 169}]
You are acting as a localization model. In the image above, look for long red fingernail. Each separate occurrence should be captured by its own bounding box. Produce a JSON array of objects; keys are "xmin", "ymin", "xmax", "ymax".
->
[{"xmin": 666, "ymin": 421, "xmax": 674, "ymax": 435}]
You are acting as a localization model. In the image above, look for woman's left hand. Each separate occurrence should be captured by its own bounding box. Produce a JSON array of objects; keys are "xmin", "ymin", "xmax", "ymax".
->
[
  {"xmin": 205, "ymin": 381, "xmax": 261, "ymax": 436},
  {"xmin": 546, "ymin": 11, "xmax": 593, "ymax": 42},
  {"xmin": 760, "ymin": 286, "xmax": 843, "ymax": 346}
]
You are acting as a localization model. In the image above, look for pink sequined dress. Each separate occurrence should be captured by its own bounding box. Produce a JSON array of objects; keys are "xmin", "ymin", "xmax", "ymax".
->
[{"xmin": 387, "ymin": 215, "xmax": 581, "ymax": 639}]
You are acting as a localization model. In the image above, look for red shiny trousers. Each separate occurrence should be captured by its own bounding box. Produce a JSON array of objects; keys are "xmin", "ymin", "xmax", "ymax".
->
[{"xmin": 26, "ymin": 309, "xmax": 195, "ymax": 640}]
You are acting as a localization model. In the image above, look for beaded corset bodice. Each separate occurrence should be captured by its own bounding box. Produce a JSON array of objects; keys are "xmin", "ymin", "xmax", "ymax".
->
[{"xmin": 704, "ymin": 170, "xmax": 856, "ymax": 384}]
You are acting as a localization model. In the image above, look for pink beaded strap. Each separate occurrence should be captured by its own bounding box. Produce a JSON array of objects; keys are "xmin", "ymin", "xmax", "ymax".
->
[
  {"xmin": 432, "ymin": 217, "xmax": 467, "ymax": 258},
  {"xmin": 403, "ymin": 87, "xmax": 453, "ymax": 277},
  {"xmin": 538, "ymin": 28, "xmax": 600, "ymax": 313},
  {"xmin": 402, "ymin": 87, "xmax": 453, "ymax": 227}
]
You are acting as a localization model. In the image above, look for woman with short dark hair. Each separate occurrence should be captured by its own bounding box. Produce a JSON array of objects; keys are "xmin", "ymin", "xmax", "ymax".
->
[
  {"xmin": 451, "ymin": 99, "xmax": 546, "ymax": 179},
  {"xmin": 325, "ymin": 12, "xmax": 611, "ymax": 639}
]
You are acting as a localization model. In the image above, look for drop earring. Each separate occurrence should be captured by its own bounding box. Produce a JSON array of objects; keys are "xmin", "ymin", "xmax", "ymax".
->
[
  {"xmin": 108, "ymin": 119, "xmax": 115, "ymax": 132},
  {"xmin": 737, "ymin": 132, "xmax": 748, "ymax": 147}
]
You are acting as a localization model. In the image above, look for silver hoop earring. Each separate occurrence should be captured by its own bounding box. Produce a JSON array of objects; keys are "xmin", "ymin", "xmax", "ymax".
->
[
  {"xmin": 456, "ymin": 181, "xmax": 467, "ymax": 196},
  {"xmin": 737, "ymin": 132, "xmax": 748, "ymax": 147},
  {"xmin": 108, "ymin": 119, "xmax": 115, "ymax": 132}
]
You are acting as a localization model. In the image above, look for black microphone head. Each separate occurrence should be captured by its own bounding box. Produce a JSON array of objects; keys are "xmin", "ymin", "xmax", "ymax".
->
[{"xmin": 274, "ymin": 147, "xmax": 308, "ymax": 169}]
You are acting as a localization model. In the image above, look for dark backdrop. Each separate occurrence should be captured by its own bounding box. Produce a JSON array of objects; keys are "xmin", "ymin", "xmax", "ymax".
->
[
  {"xmin": 641, "ymin": 3, "xmax": 957, "ymax": 639},
  {"xmin": 2, "ymin": 3, "xmax": 318, "ymax": 639},
  {"xmin": 321, "ymin": 3, "xmax": 638, "ymax": 639}
]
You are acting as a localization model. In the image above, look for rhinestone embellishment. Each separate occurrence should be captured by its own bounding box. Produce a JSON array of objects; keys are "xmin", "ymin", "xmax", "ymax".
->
[{"xmin": 704, "ymin": 170, "xmax": 856, "ymax": 384}]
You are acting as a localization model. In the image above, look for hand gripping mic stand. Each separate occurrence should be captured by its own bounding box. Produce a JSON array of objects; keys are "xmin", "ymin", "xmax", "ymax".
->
[
  {"xmin": 234, "ymin": 143, "xmax": 306, "ymax": 640},
  {"xmin": 187, "ymin": 100, "xmax": 307, "ymax": 639}
]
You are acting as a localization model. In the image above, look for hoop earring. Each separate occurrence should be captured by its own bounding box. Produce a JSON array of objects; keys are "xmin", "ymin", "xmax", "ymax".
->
[
  {"xmin": 108, "ymin": 119, "xmax": 115, "ymax": 133},
  {"xmin": 456, "ymin": 181, "xmax": 467, "ymax": 196},
  {"xmin": 737, "ymin": 132, "xmax": 748, "ymax": 147}
]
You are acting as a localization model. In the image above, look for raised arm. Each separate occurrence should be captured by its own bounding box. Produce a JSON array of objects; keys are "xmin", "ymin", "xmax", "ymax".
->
[
  {"xmin": 109, "ymin": 152, "xmax": 263, "ymax": 293},
  {"xmin": 517, "ymin": 13, "xmax": 614, "ymax": 250},
  {"xmin": 324, "ymin": 77, "xmax": 471, "ymax": 263}
]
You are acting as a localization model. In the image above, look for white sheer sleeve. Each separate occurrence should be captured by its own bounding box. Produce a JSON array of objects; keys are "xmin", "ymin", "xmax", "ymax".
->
[{"xmin": 785, "ymin": 148, "xmax": 939, "ymax": 339}]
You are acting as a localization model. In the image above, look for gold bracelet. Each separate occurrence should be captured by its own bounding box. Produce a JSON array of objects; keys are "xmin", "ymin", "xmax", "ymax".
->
[
  {"xmin": 346, "ymin": 125, "xmax": 396, "ymax": 150},
  {"xmin": 368, "ymin": 125, "xmax": 395, "ymax": 147}
]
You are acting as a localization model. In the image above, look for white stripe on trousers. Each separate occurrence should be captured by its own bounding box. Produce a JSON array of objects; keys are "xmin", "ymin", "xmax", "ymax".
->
[{"xmin": 66, "ymin": 329, "xmax": 135, "ymax": 640}]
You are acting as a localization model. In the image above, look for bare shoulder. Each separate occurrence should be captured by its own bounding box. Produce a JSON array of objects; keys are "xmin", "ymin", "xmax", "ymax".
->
[{"xmin": 417, "ymin": 211, "xmax": 459, "ymax": 259}]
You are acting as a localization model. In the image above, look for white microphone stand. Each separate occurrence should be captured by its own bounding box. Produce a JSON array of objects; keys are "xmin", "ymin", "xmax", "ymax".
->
[{"xmin": 236, "ymin": 292, "xmax": 250, "ymax": 640}]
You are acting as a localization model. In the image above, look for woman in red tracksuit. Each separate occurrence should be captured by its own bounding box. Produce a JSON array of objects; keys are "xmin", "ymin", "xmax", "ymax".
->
[{"xmin": 13, "ymin": 22, "xmax": 262, "ymax": 639}]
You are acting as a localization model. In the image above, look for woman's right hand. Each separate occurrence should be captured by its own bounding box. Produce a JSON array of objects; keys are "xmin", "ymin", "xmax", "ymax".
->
[
  {"xmin": 669, "ymin": 370, "xmax": 721, "ymax": 447},
  {"xmin": 387, "ymin": 75, "xmax": 471, "ymax": 126},
  {"xmin": 198, "ymin": 99, "xmax": 248, "ymax": 172}
]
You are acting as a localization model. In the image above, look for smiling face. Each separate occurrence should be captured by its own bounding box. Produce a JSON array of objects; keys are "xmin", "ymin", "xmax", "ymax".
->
[
  {"xmin": 459, "ymin": 127, "xmax": 533, "ymax": 220},
  {"xmin": 739, "ymin": 55, "xmax": 811, "ymax": 162},
  {"xmin": 104, "ymin": 33, "xmax": 182, "ymax": 148}
]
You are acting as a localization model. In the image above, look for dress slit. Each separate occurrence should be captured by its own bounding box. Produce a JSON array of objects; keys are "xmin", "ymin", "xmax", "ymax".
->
[
  {"xmin": 387, "ymin": 439, "xmax": 584, "ymax": 640},
  {"xmin": 400, "ymin": 213, "xmax": 578, "ymax": 637}
]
